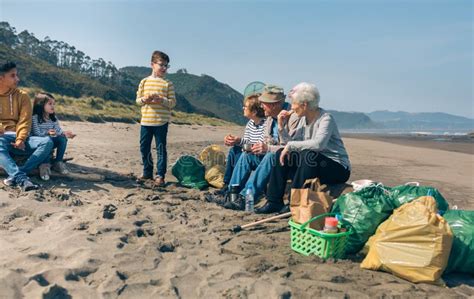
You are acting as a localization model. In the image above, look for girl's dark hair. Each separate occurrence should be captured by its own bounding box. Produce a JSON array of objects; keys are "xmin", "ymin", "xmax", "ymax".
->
[{"xmin": 33, "ymin": 92, "xmax": 57, "ymax": 123}]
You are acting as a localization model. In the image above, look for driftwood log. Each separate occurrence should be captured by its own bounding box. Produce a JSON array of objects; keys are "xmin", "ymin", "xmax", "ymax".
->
[
  {"xmin": 0, "ymin": 167, "xmax": 105, "ymax": 182},
  {"xmin": 0, "ymin": 155, "xmax": 104, "ymax": 182}
]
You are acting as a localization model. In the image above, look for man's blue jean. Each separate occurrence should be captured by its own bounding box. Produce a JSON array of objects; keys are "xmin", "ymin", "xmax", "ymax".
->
[
  {"xmin": 223, "ymin": 145, "xmax": 243, "ymax": 185},
  {"xmin": 0, "ymin": 135, "xmax": 53, "ymax": 184},
  {"xmin": 228, "ymin": 151, "xmax": 276, "ymax": 199},
  {"xmin": 51, "ymin": 135, "xmax": 68, "ymax": 163},
  {"xmin": 140, "ymin": 124, "xmax": 168, "ymax": 178}
]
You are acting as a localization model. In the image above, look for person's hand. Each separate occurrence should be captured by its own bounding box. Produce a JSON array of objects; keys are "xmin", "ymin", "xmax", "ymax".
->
[
  {"xmin": 11, "ymin": 139, "xmax": 25, "ymax": 151},
  {"xmin": 64, "ymin": 131, "xmax": 76, "ymax": 139},
  {"xmin": 224, "ymin": 134, "xmax": 233, "ymax": 146},
  {"xmin": 48, "ymin": 129, "xmax": 57, "ymax": 137},
  {"xmin": 150, "ymin": 95, "xmax": 164, "ymax": 104},
  {"xmin": 279, "ymin": 145, "xmax": 290, "ymax": 166},
  {"xmin": 224, "ymin": 134, "xmax": 240, "ymax": 146},
  {"xmin": 224, "ymin": 134, "xmax": 241, "ymax": 146},
  {"xmin": 142, "ymin": 95, "xmax": 153, "ymax": 104},
  {"xmin": 277, "ymin": 110, "xmax": 294, "ymax": 130},
  {"xmin": 251, "ymin": 142, "xmax": 268, "ymax": 155}
]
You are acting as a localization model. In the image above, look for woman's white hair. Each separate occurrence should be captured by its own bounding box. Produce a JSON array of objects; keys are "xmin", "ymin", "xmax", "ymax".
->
[{"xmin": 288, "ymin": 82, "xmax": 320, "ymax": 110}]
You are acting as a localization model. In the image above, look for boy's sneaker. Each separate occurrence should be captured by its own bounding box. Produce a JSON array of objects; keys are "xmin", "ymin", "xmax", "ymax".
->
[
  {"xmin": 39, "ymin": 163, "xmax": 51, "ymax": 181},
  {"xmin": 53, "ymin": 161, "xmax": 69, "ymax": 175},
  {"xmin": 154, "ymin": 176, "xmax": 165, "ymax": 187},
  {"xmin": 137, "ymin": 174, "xmax": 153, "ymax": 181},
  {"xmin": 19, "ymin": 179, "xmax": 39, "ymax": 192},
  {"xmin": 3, "ymin": 177, "xmax": 15, "ymax": 187}
]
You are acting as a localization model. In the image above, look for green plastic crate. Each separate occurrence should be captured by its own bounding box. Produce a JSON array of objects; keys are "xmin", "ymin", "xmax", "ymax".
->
[{"xmin": 289, "ymin": 213, "xmax": 352, "ymax": 259}]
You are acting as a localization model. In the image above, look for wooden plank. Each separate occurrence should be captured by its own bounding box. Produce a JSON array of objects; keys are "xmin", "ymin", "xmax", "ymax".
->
[
  {"xmin": 0, "ymin": 168, "xmax": 105, "ymax": 182},
  {"xmin": 50, "ymin": 171, "xmax": 105, "ymax": 182}
]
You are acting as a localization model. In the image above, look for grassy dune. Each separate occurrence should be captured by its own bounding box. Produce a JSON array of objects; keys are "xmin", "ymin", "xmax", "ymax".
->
[{"xmin": 23, "ymin": 88, "xmax": 235, "ymax": 126}]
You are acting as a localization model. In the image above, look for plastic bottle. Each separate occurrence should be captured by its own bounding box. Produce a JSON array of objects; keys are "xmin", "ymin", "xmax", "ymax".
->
[
  {"xmin": 245, "ymin": 187, "xmax": 254, "ymax": 212},
  {"xmin": 323, "ymin": 217, "xmax": 339, "ymax": 234}
]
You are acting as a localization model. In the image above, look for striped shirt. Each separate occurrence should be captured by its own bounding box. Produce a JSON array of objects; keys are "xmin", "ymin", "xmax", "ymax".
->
[
  {"xmin": 31, "ymin": 114, "xmax": 63, "ymax": 137},
  {"xmin": 241, "ymin": 118, "xmax": 266, "ymax": 145},
  {"xmin": 136, "ymin": 76, "xmax": 176, "ymax": 126}
]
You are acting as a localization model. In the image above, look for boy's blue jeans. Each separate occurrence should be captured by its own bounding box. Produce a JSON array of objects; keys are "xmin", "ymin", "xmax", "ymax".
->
[
  {"xmin": 51, "ymin": 135, "xmax": 68, "ymax": 163},
  {"xmin": 140, "ymin": 124, "xmax": 168, "ymax": 178},
  {"xmin": 0, "ymin": 135, "xmax": 53, "ymax": 184},
  {"xmin": 228, "ymin": 151, "xmax": 276, "ymax": 199},
  {"xmin": 223, "ymin": 145, "xmax": 243, "ymax": 185}
]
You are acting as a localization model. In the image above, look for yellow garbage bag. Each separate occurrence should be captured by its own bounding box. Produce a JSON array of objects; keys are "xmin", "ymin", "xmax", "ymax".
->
[
  {"xmin": 199, "ymin": 144, "xmax": 226, "ymax": 168},
  {"xmin": 205, "ymin": 165, "xmax": 226, "ymax": 189},
  {"xmin": 360, "ymin": 196, "xmax": 453, "ymax": 284},
  {"xmin": 199, "ymin": 145, "xmax": 226, "ymax": 188}
]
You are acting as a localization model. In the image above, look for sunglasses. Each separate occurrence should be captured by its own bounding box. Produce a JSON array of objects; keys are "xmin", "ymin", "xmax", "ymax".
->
[{"xmin": 154, "ymin": 62, "xmax": 170, "ymax": 69}]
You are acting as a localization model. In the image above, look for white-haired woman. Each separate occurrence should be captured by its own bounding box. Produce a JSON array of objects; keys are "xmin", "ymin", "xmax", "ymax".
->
[{"xmin": 256, "ymin": 82, "xmax": 351, "ymax": 214}]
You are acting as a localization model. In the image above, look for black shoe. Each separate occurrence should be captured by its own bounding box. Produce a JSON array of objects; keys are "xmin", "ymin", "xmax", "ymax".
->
[
  {"xmin": 255, "ymin": 201, "xmax": 284, "ymax": 214},
  {"xmin": 223, "ymin": 194, "xmax": 245, "ymax": 211},
  {"xmin": 19, "ymin": 179, "xmax": 39, "ymax": 192},
  {"xmin": 204, "ymin": 192, "xmax": 226, "ymax": 205},
  {"xmin": 279, "ymin": 204, "xmax": 290, "ymax": 214},
  {"xmin": 214, "ymin": 185, "xmax": 228, "ymax": 196}
]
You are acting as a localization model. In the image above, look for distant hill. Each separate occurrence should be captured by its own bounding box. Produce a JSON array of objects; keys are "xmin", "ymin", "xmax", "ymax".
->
[
  {"xmin": 368, "ymin": 110, "xmax": 474, "ymax": 130},
  {"xmin": 328, "ymin": 110, "xmax": 378, "ymax": 129},
  {"xmin": 0, "ymin": 44, "xmax": 131, "ymax": 102},
  {"xmin": 168, "ymin": 72, "xmax": 247, "ymax": 125}
]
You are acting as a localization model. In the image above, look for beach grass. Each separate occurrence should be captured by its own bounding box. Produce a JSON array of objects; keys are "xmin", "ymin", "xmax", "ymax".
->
[{"xmin": 23, "ymin": 87, "xmax": 235, "ymax": 126}]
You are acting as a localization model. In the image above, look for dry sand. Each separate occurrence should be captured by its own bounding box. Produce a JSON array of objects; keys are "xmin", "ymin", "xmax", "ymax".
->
[{"xmin": 0, "ymin": 121, "xmax": 473, "ymax": 298}]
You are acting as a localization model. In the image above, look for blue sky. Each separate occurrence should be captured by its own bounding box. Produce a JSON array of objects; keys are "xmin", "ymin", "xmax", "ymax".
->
[{"xmin": 1, "ymin": 0, "xmax": 473, "ymax": 118}]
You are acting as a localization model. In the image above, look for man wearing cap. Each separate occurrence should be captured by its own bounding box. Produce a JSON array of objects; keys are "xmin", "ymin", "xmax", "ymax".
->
[{"xmin": 222, "ymin": 84, "xmax": 299, "ymax": 211}]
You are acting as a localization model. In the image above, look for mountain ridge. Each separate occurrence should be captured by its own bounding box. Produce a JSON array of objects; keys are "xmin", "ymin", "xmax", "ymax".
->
[{"xmin": 368, "ymin": 110, "xmax": 473, "ymax": 130}]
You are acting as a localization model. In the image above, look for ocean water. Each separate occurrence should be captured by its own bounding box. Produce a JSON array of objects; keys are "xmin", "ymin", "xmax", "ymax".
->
[
  {"xmin": 341, "ymin": 129, "xmax": 474, "ymax": 144},
  {"xmin": 341, "ymin": 129, "xmax": 473, "ymax": 136}
]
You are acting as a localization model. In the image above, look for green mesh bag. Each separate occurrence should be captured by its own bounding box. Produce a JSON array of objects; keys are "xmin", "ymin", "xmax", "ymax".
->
[{"xmin": 171, "ymin": 155, "xmax": 208, "ymax": 190}]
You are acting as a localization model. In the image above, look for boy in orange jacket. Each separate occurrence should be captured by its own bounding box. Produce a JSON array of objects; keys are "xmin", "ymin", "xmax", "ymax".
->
[{"xmin": 0, "ymin": 61, "xmax": 53, "ymax": 191}]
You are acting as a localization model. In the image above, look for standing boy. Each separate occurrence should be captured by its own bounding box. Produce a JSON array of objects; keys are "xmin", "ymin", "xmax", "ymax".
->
[{"xmin": 136, "ymin": 51, "xmax": 176, "ymax": 186}]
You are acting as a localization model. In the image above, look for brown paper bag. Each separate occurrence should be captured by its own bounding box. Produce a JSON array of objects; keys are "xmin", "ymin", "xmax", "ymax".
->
[{"xmin": 290, "ymin": 178, "xmax": 333, "ymax": 230}]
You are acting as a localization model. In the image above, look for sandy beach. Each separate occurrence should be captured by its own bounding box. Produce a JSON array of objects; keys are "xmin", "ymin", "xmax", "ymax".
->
[{"xmin": 0, "ymin": 121, "xmax": 473, "ymax": 298}]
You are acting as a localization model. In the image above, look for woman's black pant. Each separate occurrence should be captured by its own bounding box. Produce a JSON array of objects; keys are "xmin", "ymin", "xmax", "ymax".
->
[{"xmin": 266, "ymin": 149, "xmax": 350, "ymax": 205}]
